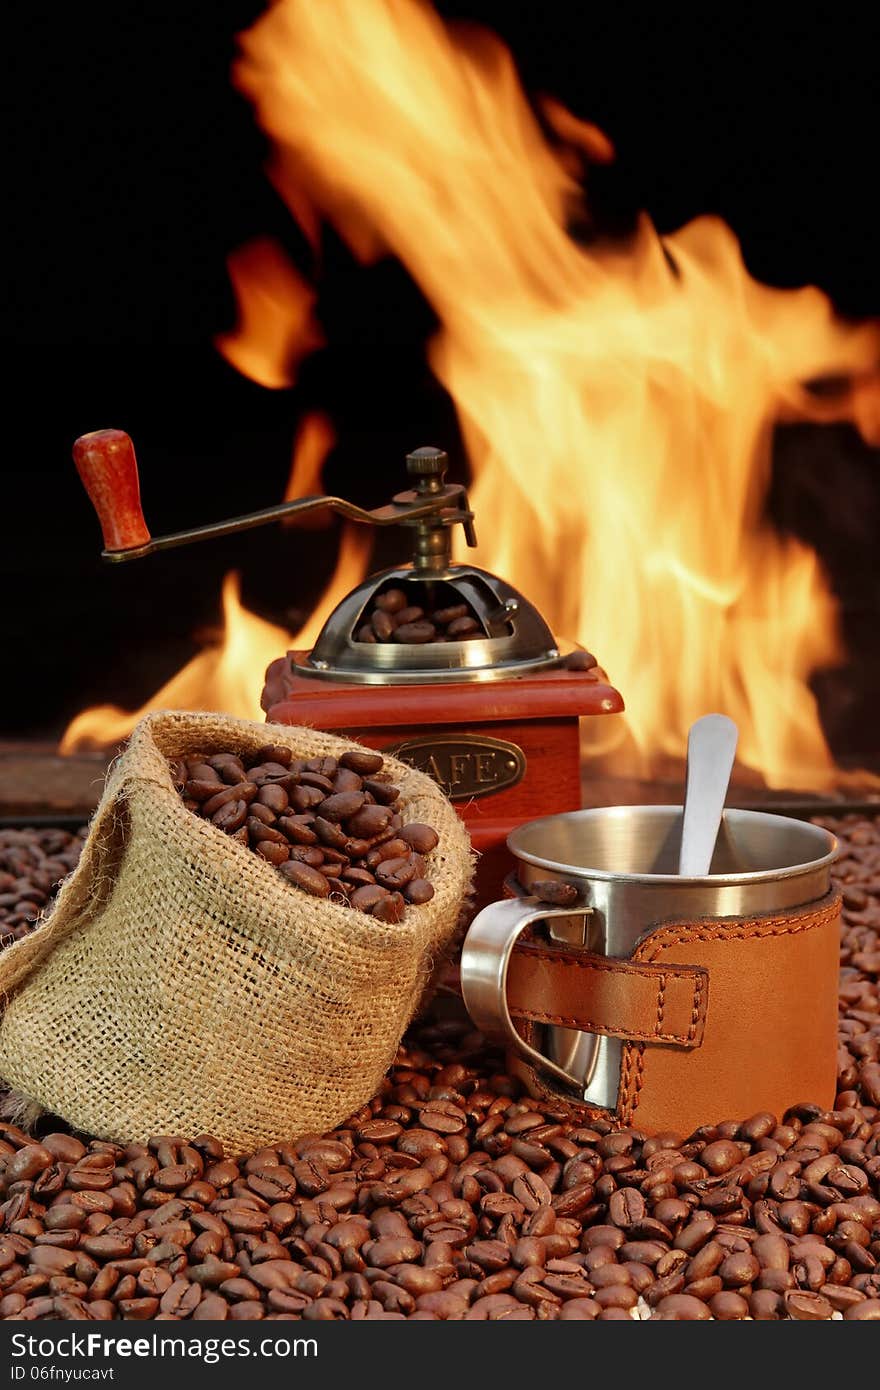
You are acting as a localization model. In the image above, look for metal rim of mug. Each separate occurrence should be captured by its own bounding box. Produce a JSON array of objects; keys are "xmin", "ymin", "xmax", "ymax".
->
[{"xmin": 507, "ymin": 805, "xmax": 838, "ymax": 886}]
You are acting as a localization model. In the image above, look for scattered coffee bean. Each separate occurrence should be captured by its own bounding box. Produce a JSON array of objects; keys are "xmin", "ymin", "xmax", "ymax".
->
[
  {"xmin": 2, "ymin": 813, "xmax": 879, "ymax": 1322},
  {"xmin": 0, "ymin": 827, "xmax": 87, "ymax": 943}
]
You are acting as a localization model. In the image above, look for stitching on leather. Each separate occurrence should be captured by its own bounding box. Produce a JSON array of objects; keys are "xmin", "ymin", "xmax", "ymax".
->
[
  {"xmin": 625, "ymin": 893, "xmax": 841, "ymax": 1120},
  {"xmin": 509, "ymin": 1005, "xmax": 695, "ymax": 1047},
  {"xmin": 510, "ymin": 944, "xmax": 707, "ymax": 1045},
  {"xmin": 631, "ymin": 1045, "xmax": 645, "ymax": 1117},
  {"xmin": 618, "ymin": 1043, "xmax": 636, "ymax": 1121},
  {"xmin": 513, "ymin": 943, "xmax": 701, "ymax": 984},
  {"xmin": 688, "ymin": 971, "xmax": 705, "ymax": 1044},
  {"xmin": 630, "ymin": 1045, "xmax": 647, "ymax": 1121},
  {"xmin": 618, "ymin": 1042, "xmax": 646, "ymax": 1123},
  {"xmin": 632, "ymin": 896, "xmax": 841, "ymax": 963}
]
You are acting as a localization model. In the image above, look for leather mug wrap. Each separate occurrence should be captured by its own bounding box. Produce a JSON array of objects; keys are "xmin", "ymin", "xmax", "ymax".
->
[{"xmin": 507, "ymin": 890, "xmax": 841, "ymax": 1136}]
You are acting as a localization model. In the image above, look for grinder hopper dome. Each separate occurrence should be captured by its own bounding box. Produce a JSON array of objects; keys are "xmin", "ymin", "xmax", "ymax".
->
[{"xmin": 303, "ymin": 447, "xmax": 562, "ymax": 684}]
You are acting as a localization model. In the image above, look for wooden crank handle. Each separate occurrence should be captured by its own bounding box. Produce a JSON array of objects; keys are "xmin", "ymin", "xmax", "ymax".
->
[{"xmin": 72, "ymin": 428, "xmax": 152, "ymax": 556}]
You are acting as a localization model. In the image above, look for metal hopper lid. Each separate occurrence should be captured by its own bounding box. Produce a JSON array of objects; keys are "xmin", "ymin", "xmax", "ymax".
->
[{"xmin": 294, "ymin": 563, "xmax": 564, "ymax": 685}]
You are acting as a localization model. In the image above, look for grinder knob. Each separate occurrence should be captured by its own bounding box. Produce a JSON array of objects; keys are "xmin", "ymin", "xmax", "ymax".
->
[
  {"xmin": 406, "ymin": 446, "xmax": 448, "ymax": 493},
  {"xmin": 72, "ymin": 429, "xmax": 151, "ymax": 554}
]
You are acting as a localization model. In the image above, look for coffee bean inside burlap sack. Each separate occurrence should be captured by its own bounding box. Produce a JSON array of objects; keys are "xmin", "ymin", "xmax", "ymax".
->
[{"xmin": 0, "ymin": 711, "xmax": 474, "ymax": 1153}]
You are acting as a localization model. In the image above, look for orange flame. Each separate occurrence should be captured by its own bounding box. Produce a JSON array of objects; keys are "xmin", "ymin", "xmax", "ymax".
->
[
  {"xmin": 215, "ymin": 236, "xmax": 322, "ymax": 388},
  {"xmin": 283, "ymin": 411, "xmax": 336, "ymax": 524},
  {"xmin": 224, "ymin": 0, "xmax": 879, "ymax": 789},
  {"xmin": 60, "ymin": 526, "xmax": 372, "ymax": 752},
  {"xmin": 61, "ymin": 0, "xmax": 880, "ymax": 786},
  {"xmin": 294, "ymin": 523, "xmax": 373, "ymax": 650},
  {"xmin": 59, "ymin": 574, "xmax": 289, "ymax": 752}
]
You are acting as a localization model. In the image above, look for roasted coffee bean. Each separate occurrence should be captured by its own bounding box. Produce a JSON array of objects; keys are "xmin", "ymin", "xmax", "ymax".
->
[
  {"xmin": 433, "ymin": 604, "xmax": 469, "ymax": 625},
  {"xmin": 167, "ymin": 747, "xmax": 439, "ymax": 918},
  {"xmin": 565, "ymin": 650, "xmax": 598, "ymax": 671},
  {"xmin": 446, "ymin": 616, "xmax": 480, "ymax": 638},
  {"xmin": 393, "ymin": 606, "xmax": 425, "ymax": 627},
  {"xmin": 785, "ymin": 1289, "xmax": 835, "ymax": 1320},
  {"xmin": 256, "ymin": 785, "xmax": 289, "ymax": 815},
  {"xmin": 185, "ymin": 778, "xmax": 224, "ymax": 801},
  {"xmin": 531, "ymin": 880, "xmax": 579, "ymax": 907},
  {"xmin": 278, "ymin": 861, "xmax": 330, "ymax": 898},
  {"xmin": 348, "ymin": 804, "xmax": 393, "ymax": 839},
  {"xmin": 376, "ymin": 857, "xmax": 416, "ymax": 890},
  {"xmin": 319, "ymin": 792, "xmax": 366, "ymax": 823},
  {"xmin": 246, "ymin": 820, "xmax": 288, "ymax": 845},
  {"xmin": 203, "ymin": 783, "xmax": 258, "ymax": 817},
  {"xmin": 361, "ymin": 778, "xmax": 400, "ymax": 806},
  {"xmin": 298, "ymin": 771, "xmax": 335, "ymax": 795},
  {"xmin": 609, "ymin": 1187, "xmax": 646, "ymax": 1229},
  {"xmin": 303, "ymin": 757, "xmax": 339, "ymax": 778},
  {"xmin": 357, "ymin": 592, "xmax": 485, "ymax": 645},
  {"xmin": 845, "ymin": 1299, "xmax": 880, "ymax": 1319},
  {"xmin": 374, "ymin": 588, "xmax": 408, "ymax": 614},
  {"xmin": 277, "ymin": 816, "xmax": 318, "ymax": 846},
  {"xmin": 372, "ymin": 893, "xmax": 407, "ymax": 925},
  {"xmin": 656, "ymin": 1293, "xmax": 713, "ymax": 1320},
  {"xmin": 709, "ymin": 1290, "xmax": 750, "ymax": 1320},
  {"xmin": 290, "ymin": 785, "xmax": 326, "ymax": 813},
  {"xmin": 251, "ymin": 745, "xmax": 292, "ymax": 768},
  {"xmin": 400, "ymin": 824, "xmax": 439, "ymax": 855},
  {"xmin": 371, "ymin": 611, "xmax": 396, "ymax": 641},
  {"xmin": 339, "ymin": 750, "xmax": 385, "ymax": 776},
  {"xmin": 367, "ymin": 838, "xmax": 410, "ymax": 866},
  {"xmin": 211, "ymin": 800, "xmax": 248, "ymax": 833},
  {"xmin": 343, "ymin": 867, "xmax": 376, "ymax": 888},
  {"xmin": 288, "ymin": 846, "xmax": 325, "ymax": 868},
  {"xmin": 394, "ymin": 621, "xmax": 437, "ymax": 644},
  {"xmin": 350, "ymin": 885, "xmax": 391, "ymax": 914},
  {"xmin": 255, "ymin": 842, "xmax": 289, "ymax": 866},
  {"xmin": 7, "ymin": 1144, "xmax": 52, "ymax": 1182},
  {"xmin": 314, "ymin": 817, "xmax": 350, "ymax": 849},
  {"xmin": 405, "ymin": 879, "xmax": 435, "ymax": 905}
]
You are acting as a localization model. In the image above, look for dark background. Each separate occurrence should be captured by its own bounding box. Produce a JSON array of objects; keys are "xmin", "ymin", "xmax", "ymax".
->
[{"xmin": 5, "ymin": 2, "xmax": 880, "ymax": 758}]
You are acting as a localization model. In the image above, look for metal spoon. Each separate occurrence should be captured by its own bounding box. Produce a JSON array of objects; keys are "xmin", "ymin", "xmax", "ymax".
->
[{"xmin": 678, "ymin": 714, "xmax": 739, "ymax": 877}]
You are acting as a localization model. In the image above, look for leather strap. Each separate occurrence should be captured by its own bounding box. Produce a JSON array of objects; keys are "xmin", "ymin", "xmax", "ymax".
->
[{"xmin": 507, "ymin": 942, "xmax": 708, "ymax": 1048}]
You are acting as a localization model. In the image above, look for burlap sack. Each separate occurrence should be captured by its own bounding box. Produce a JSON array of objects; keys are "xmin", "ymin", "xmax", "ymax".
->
[{"xmin": 0, "ymin": 711, "xmax": 473, "ymax": 1153}]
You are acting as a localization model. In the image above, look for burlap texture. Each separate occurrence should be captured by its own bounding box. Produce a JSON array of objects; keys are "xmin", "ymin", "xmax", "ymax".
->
[{"xmin": 0, "ymin": 711, "xmax": 474, "ymax": 1153}]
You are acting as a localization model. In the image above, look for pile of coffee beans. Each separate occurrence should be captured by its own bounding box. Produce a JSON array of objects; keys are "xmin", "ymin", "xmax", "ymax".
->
[
  {"xmin": 1, "ymin": 813, "xmax": 878, "ymax": 1320},
  {"xmin": 0, "ymin": 828, "xmax": 86, "ymax": 946},
  {"xmin": 356, "ymin": 588, "xmax": 485, "ymax": 645},
  {"xmin": 171, "ymin": 745, "xmax": 439, "ymax": 923}
]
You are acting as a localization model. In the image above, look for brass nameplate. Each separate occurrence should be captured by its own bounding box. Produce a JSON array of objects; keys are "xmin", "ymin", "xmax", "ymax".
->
[{"xmin": 388, "ymin": 734, "xmax": 526, "ymax": 801}]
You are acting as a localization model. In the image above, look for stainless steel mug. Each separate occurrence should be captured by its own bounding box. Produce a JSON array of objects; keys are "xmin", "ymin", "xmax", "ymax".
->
[{"xmin": 460, "ymin": 806, "xmax": 837, "ymax": 1109}]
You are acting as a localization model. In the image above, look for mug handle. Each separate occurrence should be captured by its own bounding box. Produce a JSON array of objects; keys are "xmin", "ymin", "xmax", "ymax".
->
[{"xmin": 460, "ymin": 897, "xmax": 590, "ymax": 1091}]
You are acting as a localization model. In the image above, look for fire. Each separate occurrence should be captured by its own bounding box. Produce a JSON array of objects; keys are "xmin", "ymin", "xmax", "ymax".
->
[
  {"xmin": 215, "ymin": 236, "xmax": 322, "ymax": 388},
  {"xmin": 283, "ymin": 411, "xmax": 335, "ymax": 521},
  {"xmin": 61, "ymin": 0, "xmax": 880, "ymax": 786},
  {"xmin": 60, "ymin": 574, "xmax": 289, "ymax": 752},
  {"xmin": 60, "ymin": 524, "xmax": 372, "ymax": 752},
  {"xmin": 222, "ymin": 0, "xmax": 879, "ymax": 788},
  {"xmin": 294, "ymin": 523, "xmax": 373, "ymax": 649}
]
